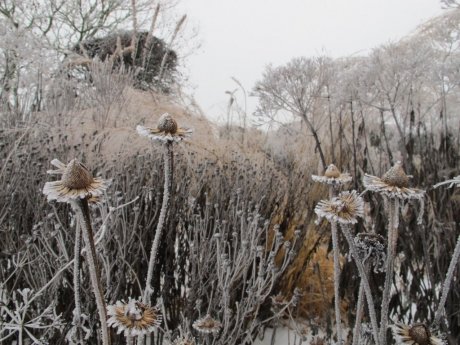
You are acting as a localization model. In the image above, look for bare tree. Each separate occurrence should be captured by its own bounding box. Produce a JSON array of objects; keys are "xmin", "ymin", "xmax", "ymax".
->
[{"xmin": 253, "ymin": 56, "xmax": 332, "ymax": 170}]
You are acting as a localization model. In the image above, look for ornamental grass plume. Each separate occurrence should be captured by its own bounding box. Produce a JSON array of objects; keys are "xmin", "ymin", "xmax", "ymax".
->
[
  {"xmin": 107, "ymin": 298, "xmax": 162, "ymax": 342},
  {"xmin": 192, "ymin": 314, "xmax": 223, "ymax": 335},
  {"xmin": 392, "ymin": 323, "xmax": 445, "ymax": 345},
  {"xmin": 43, "ymin": 158, "xmax": 111, "ymax": 345},
  {"xmin": 363, "ymin": 161, "xmax": 425, "ymax": 345},
  {"xmin": 314, "ymin": 189, "xmax": 369, "ymax": 345}
]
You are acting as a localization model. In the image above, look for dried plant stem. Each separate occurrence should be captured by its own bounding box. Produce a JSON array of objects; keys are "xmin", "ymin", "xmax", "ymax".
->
[
  {"xmin": 71, "ymin": 199, "xmax": 110, "ymax": 345},
  {"xmin": 73, "ymin": 218, "xmax": 84, "ymax": 342},
  {"xmin": 158, "ymin": 14, "xmax": 186, "ymax": 82},
  {"xmin": 142, "ymin": 4, "xmax": 161, "ymax": 68},
  {"xmin": 379, "ymin": 198, "xmax": 399, "ymax": 345},
  {"xmin": 352, "ymin": 264, "xmax": 370, "ymax": 345},
  {"xmin": 340, "ymin": 224, "xmax": 380, "ymax": 345},
  {"xmin": 142, "ymin": 142, "xmax": 173, "ymax": 345},
  {"xmin": 331, "ymin": 221, "xmax": 343, "ymax": 344},
  {"xmin": 143, "ymin": 141, "xmax": 173, "ymax": 303},
  {"xmin": 433, "ymin": 233, "xmax": 460, "ymax": 326},
  {"xmin": 130, "ymin": 0, "xmax": 138, "ymax": 62}
]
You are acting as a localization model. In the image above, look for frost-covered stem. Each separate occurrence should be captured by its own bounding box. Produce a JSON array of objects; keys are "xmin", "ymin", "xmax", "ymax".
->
[
  {"xmin": 143, "ymin": 141, "xmax": 173, "ymax": 304},
  {"xmin": 379, "ymin": 198, "xmax": 399, "ymax": 345},
  {"xmin": 73, "ymin": 218, "xmax": 84, "ymax": 342},
  {"xmin": 72, "ymin": 199, "xmax": 111, "ymax": 345},
  {"xmin": 433, "ymin": 233, "xmax": 460, "ymax": 326},
  {"xmin": 142, "ymin": 142, "xmax": 173, "ymax": 345},
  {"xmin": 340, "ymin": 224, "xmax": 380, "ymax": 345},
  {"xmin": 352, "ymin": 264, "xmax": 370, "ymax": 345},
  {"xmin": 126, "ymin": 334, "xmax": 133, "ymax": 345},
  {"xmin": 331, "ymin": 221, "xmax": 343, "ymax": 345}
]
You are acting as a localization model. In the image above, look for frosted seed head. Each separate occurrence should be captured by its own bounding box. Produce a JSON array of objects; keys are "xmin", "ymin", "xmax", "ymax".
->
[
  {"xmin": 192, "ymin": 314, "xmax": 222, "ymax": 334},
  {"xmin": 324, "ymin": 164, "xmax": 341, "ymax": 178},
  {"xmin": 62, "ymin": 159, "xmax": 94, "ymax": 189},
  {"xmin": 381, "ymin": 161, "xmax": 409, "ymax": 188},
  {"xmin": 408, "ymin": 324, "xmax": 431, "ymax": 345},
  {"xmin": 157, "ymin": 113, "xmax": 178, "ymax": 134}
]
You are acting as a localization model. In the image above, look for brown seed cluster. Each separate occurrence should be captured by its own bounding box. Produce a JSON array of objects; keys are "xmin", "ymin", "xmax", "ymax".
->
[
  {"xmin": 157, "ymin": 113, "xmax": 178, "ymax": 134},
  {"xmin": 113, "ymin": 302, "xmax": 161, "ymax": 331},
  {"xmin": 381, "ymin": 162, "xmax": 409, "ymax": 188},
  {"xmin": 62, "ymin": 159, "xmax": 94, "ymax": 189},
  {"xmin": 408, "ymin": 324, "xmax": 431, "ymax": 345},
  {"xmin": 192, "ymin": 314, "xmax": 222, "ymax": 334},
  {"xmin": 324, "ymin": 164, "xmax": 341, "ymax": 178}
]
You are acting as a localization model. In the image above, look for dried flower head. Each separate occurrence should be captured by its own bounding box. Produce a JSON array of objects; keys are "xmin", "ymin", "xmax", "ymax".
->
[
  {"xmin": 136, "ymin": 113, "xmax": 192, "ymax": 142},
  {"xmin": 107, "ymin": 299, "xmax": 162, "ymax": 337},
  {"xmin": 43, "ymin": 159, "xmax": 110, "ymax": 203},
  {"xmin": 315, "ymin": 190, "xmax": 364, "ymax": 225},
  {"xmin": 354, "ymin": 233, "xmax": 386, "ymax": 273},
  {"xmin": 271, "ymin": 293, "xmax": 289, "ymax": 307},
  {"xmin": 192, "ymin": 314, "xmax": 222, "ymax": 335},
  {"xmin": 312, "ymin": 164, "xmax": 352, "ymax": 185},
  {"xmin": 172, "ymin": 335, "xmax": 196, "ymax": 345},
  {"xmin": 392, "ymin": 323, "xmax": 445, "ymax": 345},
  {"xmin": 363, "ymin": 162, "xmax": 424, "ymax": 200},
  {"xmin": 381, "ymin": 162, "xmax": 409, "ymax": 187}
]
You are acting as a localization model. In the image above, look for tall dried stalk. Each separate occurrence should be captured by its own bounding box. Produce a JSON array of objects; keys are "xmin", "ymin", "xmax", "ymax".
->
[
  {"xmin": 72, "ymin": 219, "xmax": 84, "ymax": 343},
  {"xmin": 331, "ymin": 221, "xmax": 342, "ymax": 344},
  {"xmin": 329, "ymin": 186, "xmax": 342, "ymax": 344},
  {"xmin": 352, "ymin": 265, "xmax": 370, "ymax": 345},
  {"xmin": 379, "ymin": 198, "xmax": 400, "ymax": 345},
  {"xmin": 71, "ymin": 199, "xmax": 111, "ymax": 345},
  {"xmin": 141, "ymin": 141, "xmax": 173, "ymax": 345},
  {"xmin": 158, "ymin": 14, "xmax": 186, "ymax": 82},
  {"xmin": 340, "ymin": 224, "xmax": 380, "ymax": 345},
  {"xmin": 433, "ymin": 233, "xmax": 460, "ymax": 326}
]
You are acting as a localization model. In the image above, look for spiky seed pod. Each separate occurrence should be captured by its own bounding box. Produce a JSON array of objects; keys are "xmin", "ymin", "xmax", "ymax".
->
[
  {"xmin": 62, "ymin": 160, "xmax": 94, "ymax": 189},
  {"xmin": 136, "ymin": 113, "xmax": 192, "ymax": 142},
  {"xmin": 107, "ymin": 299, "xmax": 162, "ymax": 337},
  {"xmin": 43, "ymin": 159, "xmax": 110, "ymax": 203},
  {"xmin": 409, "ymin": 324, "xmax": 431, "ymax": 345},
  {"xmin": 315, "ymin": 190, "xmax": 365, "ymax": 225},
  {"xmin": 392, "ymin": 323, "xmax": 445, "ymax": 345},
  {"xmin": 157, "ymin": 113, "xmax": 178, "ymax": 134},
  {"xmin": 192, "ymin": 314, "xmax": 222, "ymax": 335},
  {"xmin": 381, "ymin": 162, "xmax": 409, "ymax": 188},
  {"xmin": 312, "ymin": 163, "xmax": 352, "ymax": 185},
  {"xmin": 325, "ymin": 164, "xmax": 341, "ymax": 178}
]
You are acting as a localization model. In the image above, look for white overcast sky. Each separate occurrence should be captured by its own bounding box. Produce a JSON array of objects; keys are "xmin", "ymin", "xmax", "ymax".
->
[{"xmin": 176, "ymin": 0, "xmax": 445, "ymax": 122}]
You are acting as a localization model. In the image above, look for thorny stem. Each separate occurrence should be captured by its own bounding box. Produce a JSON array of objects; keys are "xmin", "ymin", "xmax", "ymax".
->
[
  {"xmin": 379, "ymin": 198, "xmax": 399, "ymax": 345},
  {"xmin": 340, "ymin": 224, "xmax": 380, "ymax": 345},
  {"xmin": 71, "ymin": 198, "xmax": 111, "ymax": 345},
  {"xmin": 331, "ymin": 221, "xmax": 343, "ymax": 345},
  {"xmin": 142, "ymin": 141, "xmax": 173, "ymax": 345},
  {"xmin": 433, "ymin": 233, "xmax": 460, "ymax": 326}
]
